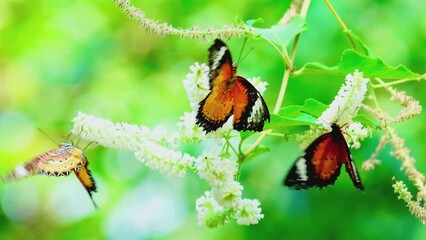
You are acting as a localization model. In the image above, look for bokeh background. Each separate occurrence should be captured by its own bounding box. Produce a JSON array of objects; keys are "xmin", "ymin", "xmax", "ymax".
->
[{"xmin": 1, "ymin": 0, "xmax": 426, "ymax": 239}]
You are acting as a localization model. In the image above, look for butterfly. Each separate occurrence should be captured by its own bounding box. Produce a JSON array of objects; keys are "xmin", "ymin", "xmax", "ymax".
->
[
  {"xmin": 196, "ymin": 39, "xmax": 270, "ymax": 133},
  {"xmin": 283, "ymin": 123, "xmax": 364, "ymax": 190},
  {"xmin": 2, "ymin": 143, "xmax": 98, "ymax": 208}
]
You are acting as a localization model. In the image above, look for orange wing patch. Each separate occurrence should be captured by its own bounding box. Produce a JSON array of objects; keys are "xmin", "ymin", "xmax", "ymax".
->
[
  {"xmin": 2, "ymin": 143, "xmax": 98, "ymax": 208},
  {"xmin": 197, "ymin": 85, "xmax": 234, "ymax": 132},
  {"xmin": 196, "ymin": 39, "xmax": 270, "ymax": 133},
  {"xmin": 310, "ymin": 135, "xmax": 342, "ymax": 180},
  {"xmin": 284, "ymin": 123, "xmax": 364, "ymax": 190}
]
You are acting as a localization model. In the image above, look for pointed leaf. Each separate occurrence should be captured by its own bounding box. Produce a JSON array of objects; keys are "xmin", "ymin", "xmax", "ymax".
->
[
  {"xmin": 251, "ymin": 15, "xmax": 306, "ymax": 47},
  {"xmin": 346, "ymin": 30, "xmax": 374, "ymax": 57},
  {"xmin": 243, "ymin": 145, "xmax": 270, "ymax": 163},
  {"xmin": 352, "ymin": 114, "xmax": 379, "ymax": 128},
  {"xmin": 296, "ymin": 49, "xmax": 423, "ymax": 80}
]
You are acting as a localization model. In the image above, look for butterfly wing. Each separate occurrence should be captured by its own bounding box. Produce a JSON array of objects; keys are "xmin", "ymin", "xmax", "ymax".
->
[
  {"xmin": 2, "ymin": 144, "xmax": 99, "ymax": 208},
  {"xmin": 196, "ymin": 39, "xmax": 235, "ymax": 133},
  {"xmin": 207, "ymin": 39, "xmax": 234, "ymax": 86},
  {"xmin": 284, "ymin": 132, "xmax": 343, "ymax": 189},
  {"xmin": 37, "ymin": 144, "xmax": 84, "ymax": 177},
  {"xmin": 341, "ymin": 138, "xmax": 364, "ymax": 190},
  {"xmin": 284, "ymin": 125, "xmax": 364, "ymax": 190},
  {"xmin": 232, "ymin": 77, "xmax": 270, "ymax": 131},
  {"xmin": 196, "ymin": 88, "xmax": 234, "ymax": 133},
  {"xmin": 2, "ymin": 144, "xmax": 79, "ymax": 182}
]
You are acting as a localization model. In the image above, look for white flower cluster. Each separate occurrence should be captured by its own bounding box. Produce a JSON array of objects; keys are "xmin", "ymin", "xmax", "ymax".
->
[
  {"xmin": 247, "ymin": 77, "xmax": 268, "ymax": 95},
  {"xmin": 314, "ymin": 70, "xmax": 371, "ymax": 148},
  {"xmin": 194, "ymin": 151, "xmax": 264, "ymax": 227},
  {"xmin": 72, "ymin": 112, "xmax": 194, "ymax": 177},
  {"xmin": 176, "ymin": 111, "xmax": 205, "ymax": 142},
  {"xmin": 345, "ymin": 122, "xmax": 370, "ymax": 149},
  {"xmin": 70, "ymin": 62, "xmax": 267, "ymax": 228},
  {"xmin": 317, "ymin": 69, "xmax": 369, "ymax": 130},
  {"xmin": 182, "ymin": 62, "xmax": 210, "ymax": 112}
]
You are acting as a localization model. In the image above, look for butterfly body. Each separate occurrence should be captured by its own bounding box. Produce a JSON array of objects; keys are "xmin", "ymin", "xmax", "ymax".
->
[
  {"xmin": 2, "ymin": 143, "xmax": 98, "ymax": 207},
  {"xmin": 196, "ymin": 39, "xmax": 270, "ymax": 133},
  {"xmin": 284, "ymin": 123, "xmax": 363, "ymax": 190}
]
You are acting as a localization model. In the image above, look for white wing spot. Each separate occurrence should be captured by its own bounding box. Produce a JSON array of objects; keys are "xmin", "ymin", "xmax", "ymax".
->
[
  {"xmin": 351, "ymin": 161, "xmax": 360, "ymax": 181},
  {"xmin": 212, "ymin": 46, "xmax": 227, "ymax": 70},
  {"xmin": 14, "ymin": 165, "xmax": 29, "ymax": 178},
  {"xmin": 296, "ymin": 157, "xmax": 308, "ymax": 181},
  {"xmin": 247, "ymin": 97, "xmax": 264, "ymax": 124}
]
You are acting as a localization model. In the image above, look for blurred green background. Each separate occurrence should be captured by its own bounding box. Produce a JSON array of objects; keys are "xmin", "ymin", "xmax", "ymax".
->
[{"xmin": 1, "ymin": 0, "xmax": 426, "ymax": 239}]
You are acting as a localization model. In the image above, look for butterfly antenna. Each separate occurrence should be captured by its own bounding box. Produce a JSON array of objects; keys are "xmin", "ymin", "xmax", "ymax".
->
[
  {"xmin": 238, "ymin": 47, "xmax": 255, "ymax": 65},
  {"xmin": 36, "ymin": 127, "xmax": 58, "ymax": 146},
  {"xmin": 236, "ymin": 37, "xmax": 248, "ymax": 65},
  {"xmin": 69, "ymin": 126, "xmax": 85, "ymax": 146},
  {"xmin": 83, "ymin": 141, "xmax": 97, "ymax": 151}
]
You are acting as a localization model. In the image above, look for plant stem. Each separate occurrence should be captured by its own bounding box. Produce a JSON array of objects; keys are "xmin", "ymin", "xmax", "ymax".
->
[
  {"xmin": 242, "ymin": 0, "xmax": 312, "ymax": 159},
  {"xmin": 371, "ymin": 77, "xmax": 424, "ymax": 88},
  {"xmin": 324, "ymin": 0, "xmax": 358, "ymax": 51}
]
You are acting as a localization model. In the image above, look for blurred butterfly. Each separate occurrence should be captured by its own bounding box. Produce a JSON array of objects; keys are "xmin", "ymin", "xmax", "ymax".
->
[
  {"xmin": 2, "ymin": 142, "xmax": 98, "ymax": 208},
  {"xmin": 196, "ymin": 39, "xmax": 270, "ymax": 133},
  {"xmin": 284, "ymin": 123, "xmax": 364, "ymax": 190}
]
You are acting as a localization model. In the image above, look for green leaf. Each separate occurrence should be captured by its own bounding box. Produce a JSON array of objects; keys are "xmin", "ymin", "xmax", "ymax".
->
[
  {"xmin": 303, "ymin": 98, "xmax": 328, "ymax": 117},
  {"xmin": 296, "ymin": 49, "xmax": 423, "ymax": 80},
  {"xmin": 240, "ymin": 131, "xmax": 255, "ymax": 141},
  {"xmin": 243, "ymin": 18, "xmax": 264, "ymax": 27},
  {"xmin": 346, "ymin": 30, "xmax": 374, "ymax": 57},
  {"xmin": 243, "ymin": 145, "xmax": 270, "ymax": 163},
  {"xmin": 265, "ymin": 98, "xmax": 327, "ymax": 130},
  {"xmin": 352, "ymin": 114, "xmax": 379, "ymax": 128},
  {"xmin": 268, "ymin": 98, "xmax": 379, "ymax": 131},
  {"xmin": 251, "ymin": 15, "xmax": 307, "ymax": 47}
]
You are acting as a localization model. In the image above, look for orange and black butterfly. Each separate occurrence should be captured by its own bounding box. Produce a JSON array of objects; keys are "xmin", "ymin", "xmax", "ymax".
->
[
  {"xmin": 284, "ymin": 123, "xmax": 363, "ymax": 190},
  {"xmin": 2, "ymin": 143, "xmax": 98, "ymax": 208},
  {"xmin": 196, "ymin": 39, "xmax": 270, "ymax": 133}
]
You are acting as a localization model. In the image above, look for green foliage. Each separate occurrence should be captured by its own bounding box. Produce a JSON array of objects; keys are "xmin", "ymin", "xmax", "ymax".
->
[
  {"xmin": 250, "ymin": 15, "xmax": 307, "ymax": 47},
  {"xmin": 295, "ymin": 49, "xmax": 423, "ymax": 80},
  {"xmin": 1, "ymin": 0, "xmax": 426, "ymax": 239}
]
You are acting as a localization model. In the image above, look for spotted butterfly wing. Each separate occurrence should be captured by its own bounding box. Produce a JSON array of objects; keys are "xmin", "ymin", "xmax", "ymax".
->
[
  {"xmin": 284, "ymin": 123, "xmax": 363, "ymax": 190},
  {"xmin": 2, "ymin": 143, "xmax": 98, "ymax": 208},
  {"xmin": 196, "ymin": 39, "xmax": 270, "ymax": 133}
]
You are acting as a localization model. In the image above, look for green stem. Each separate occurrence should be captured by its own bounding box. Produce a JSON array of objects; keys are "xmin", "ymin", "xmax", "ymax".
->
[
  {"xmin": 242, "ymin": 0, "xmax": 312, "ymax": 160},
  {"xmin": 371, "ymin": 77, "xmax": 424, "ymax": 88},
  {"xmin": 226, "ymin": 137, "xmax": 239, "ymax": 157},
  {"xmin": 263, "ymin": 37, "xmax": 291, "ymax": 68},
  {"xmin": 324, "ymin": 0, "xmax": 358, "ymax": 51},
  {"xmin": 368, "ymin": 82, "xmax": 380, "ymax": 109}
]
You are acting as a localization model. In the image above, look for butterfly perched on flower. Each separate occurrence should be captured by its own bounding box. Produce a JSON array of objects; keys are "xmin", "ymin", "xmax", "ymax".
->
[
  {"xmin": 196, "ymin": 39, "xmax": 270, "ymax": 133},
  {"xmin": 2, "ymin": 143, "xmax": 98, "ymax": 208},
  {"xmin": 284, "ymin": 123, "xmax": 364, "ymax": 190}
]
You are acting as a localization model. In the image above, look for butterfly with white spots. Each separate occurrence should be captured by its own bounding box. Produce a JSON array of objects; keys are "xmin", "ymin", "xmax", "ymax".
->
[
  {"xmin": 2, "ymin": 143, "xmax": 98, "ymax": 208},
  {"xmin": 284, "ymin": 123, "xmax": 364, "ymax": 190},
  {"xmin": 196, "ymin": 39, "xmax": 270, "ymax": 133}
]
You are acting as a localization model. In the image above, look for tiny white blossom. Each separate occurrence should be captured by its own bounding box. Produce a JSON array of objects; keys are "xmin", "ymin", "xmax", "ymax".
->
[
  {"xmin": 317, "ymin": 70, "xmax": 370, "ymax": 130},
  {"xmin": 182, "ymin": 62, "xmax": 210, "ymax": 112},
  {"xmin": 344, "ymin": 121, "xmax": 370, "ymax": 149},
  {"xmin": 212, "ymin": 181, "xmax": 243, "ymax": 208},
  {"xmin": 176, "ymin": 111, "xmax": 205, "ymax": 142},
  {"xmin": 72, "ymin": 112, "xmax": 195, "ymax": 177},
  {"xmin": 205, "ymin": 116, "xmax": 234, "ymax": 141},
  {"xmin": 247, "ymin": 77, "xmax": 268, "ymax": 94},
  {"xmin": 234, "ymin": 199, "xmax": 264, "ymax": 225},
  {"xmin": 195, "ymin": 151, "xmax": 238, "ymax": 187},
  {"xmin": 135, "ymin": 141, "xmax": 195, "ymax": 177},
  {"xmin": 195, "ymin": 191, "xmax": 230, "ymax": 228},
  {"xmin": 72, "ymin": 112, "xmax": 149, "ymax": 151}
]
